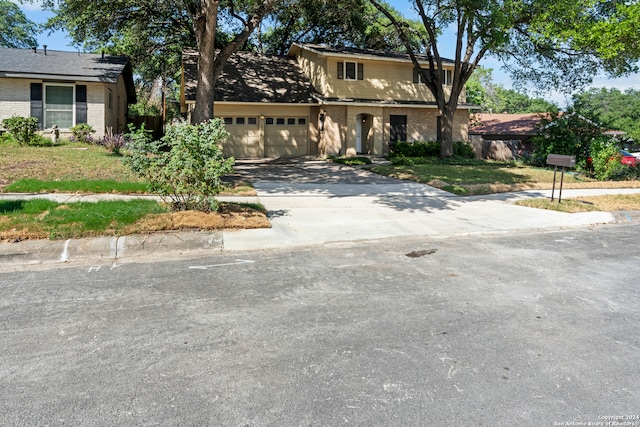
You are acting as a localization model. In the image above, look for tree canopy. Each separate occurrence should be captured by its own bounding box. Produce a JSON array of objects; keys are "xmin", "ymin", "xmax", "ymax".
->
[
  {"xmin": 258, "ymin": 0, "xmax": 426, "ymax": 55},
  {"xmin": 0, "ymin": 0, "xmax": 38, "ymax": 48},
  {"xmin": 572, "ymin": 88, "xmax": 640, "ymax": 142},
  {"xmin": 42, "ymin": 0, "xmax": 281, "ymax": 123},
  {"xmin": 369, "ymin": 0, "xmax": 640, "ymax": 157},
  {"xmin": 466, "ymin": 67, "xmax": 558, "ymax": 114}
]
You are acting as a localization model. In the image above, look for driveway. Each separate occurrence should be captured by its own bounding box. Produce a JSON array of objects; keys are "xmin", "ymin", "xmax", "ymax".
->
[{"xmin": 224, "ymin": 158, "xmax": 615, "ymax": 251}]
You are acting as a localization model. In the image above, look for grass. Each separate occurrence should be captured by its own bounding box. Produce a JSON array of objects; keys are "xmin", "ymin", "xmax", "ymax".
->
[
  {"xmin": 516, "ymin": 194, "xmax": 640, "ymax": 213},
  {"xmin": 372, "ymin": 160, "xmax": 640, "ymax": 196},
  {"xmin": 3, "ymin": 179, "xmax": 149, "ymax": 194},
  {"xmin": 0, "ymin": 198, "xmax": 168, "ymax": 240}
]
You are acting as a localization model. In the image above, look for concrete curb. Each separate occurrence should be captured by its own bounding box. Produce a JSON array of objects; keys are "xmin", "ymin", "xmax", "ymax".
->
[{"xmin": 1, "ymin": 231, "xmax": 224, "ymax": 268}]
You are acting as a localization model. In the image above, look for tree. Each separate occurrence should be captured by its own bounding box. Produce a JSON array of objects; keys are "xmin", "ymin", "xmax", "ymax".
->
[
  {"xmin": 0, "ymin": 0, "xmax": 38, "ymax": 48},
  {"xmin": 42, "ymin": 0, "xmax": 280, "ymax": 123},
  {"xmin": 572, "ymin": 88, "xmax": 640, "ymax": 142},
  {"xmin": 259, "ymin": 0, "xmax": 426, "ymax": 55},
  {"xmin": 369, "ymin": 0, "xmax": 640, "ymax": 157},
  {"xmin": 466, "ymin": 66, "xmax": 558, "ymax": 114}
]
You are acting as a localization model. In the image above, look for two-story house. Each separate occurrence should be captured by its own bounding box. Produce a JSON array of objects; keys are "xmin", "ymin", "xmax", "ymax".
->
[{"xmin": 181, "ymin": 43, "xmax": 473, "ymax": 158}]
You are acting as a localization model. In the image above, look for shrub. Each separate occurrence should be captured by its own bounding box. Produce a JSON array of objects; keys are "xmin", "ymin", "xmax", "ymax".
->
[
  {"xmin": 453, "ymin": 141, "xmax": 475, "ymax": 159},
  {"xmin": 124, "ymin": 119, "xmax": 234, "ymax": 212},
  {"xmin": 390, "ymin": 141, "xmax": 440, "ymax": 157},
  {"xmin": 1, "ymin": 116, "xmax": 39, "ymax": 145},
  {"xmin": 330, "ymin": 156, "xmax": 372, "ymax": 165},
  {"xmin": 70, "ymin": 123, "xmax": 95, "ymax": 144},
  {"xmin": 590, "ymin": 138, "xmax": 639, "ymax": 180},
  {"xmin": 98, "ymin": 127, "xmax": 128, "ymax": 155}
]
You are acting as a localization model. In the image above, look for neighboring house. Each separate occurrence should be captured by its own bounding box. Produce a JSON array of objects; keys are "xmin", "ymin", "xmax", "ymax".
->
[
  {"xmin": 0, "ymin": 46, "xmax": 136, "ymax": 138},
  {"xmin": 181, "ymin": 43, "xmax": 473, "ymax": 158},
  {"xmin": 468, "ymin": 113, "xmax": 546, "ymax": 160}
]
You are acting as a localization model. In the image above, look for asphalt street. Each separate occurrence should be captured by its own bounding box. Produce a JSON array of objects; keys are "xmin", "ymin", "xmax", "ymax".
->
[{"xmin": 1, "ymin": 224, "xmax": 639, "ymax": 425}]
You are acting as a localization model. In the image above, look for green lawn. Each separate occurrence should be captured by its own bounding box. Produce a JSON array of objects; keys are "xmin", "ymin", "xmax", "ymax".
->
[{"xmin": 372, "ymin": 161, "xmax": 640, "ymax": 196}]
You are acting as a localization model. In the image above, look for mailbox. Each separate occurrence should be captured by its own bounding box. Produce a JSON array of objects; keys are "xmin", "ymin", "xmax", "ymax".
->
[{"xmin": 546, "ymin": 154, "xmax": 576, "ymax": 168}]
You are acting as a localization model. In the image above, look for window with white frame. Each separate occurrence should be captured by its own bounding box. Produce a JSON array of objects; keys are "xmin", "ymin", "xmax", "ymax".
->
[
  {"xmin": 44, "ymin": 84, "xmax": 74, "ymax": 129},
  {"xmin": 337, "ymin": 61, "xmax": 364, "ymax": 80}
]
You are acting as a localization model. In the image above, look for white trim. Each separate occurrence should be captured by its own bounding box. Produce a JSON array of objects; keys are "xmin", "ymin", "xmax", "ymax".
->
[{"xmin": 43, "ymin": 82, "xmax": 75, "ymax": 130}]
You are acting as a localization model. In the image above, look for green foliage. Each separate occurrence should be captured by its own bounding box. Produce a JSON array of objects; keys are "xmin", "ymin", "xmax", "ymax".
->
[
  {"xmin": 389, "ymin": 141, "xmax": 441, "ymax": 158},
  {"xmin": 572, "ymin": 88, "xmax": 640, "ymax": 142},
  {"xmin": 530, "ymin": 112, "xmax": 601, "ymax": 167},
  {"xmin": 0, "ymin": 198, "xmax": 166, "ymax": 240},
  {"xmin": 467, "ymin": 67, "xmax": 559, "ymax": 113},
  {"xmin": 70, "ymin": 123, "xmax": 96, "ymax": 144},
  {"xmin": 453, "ymin": 141, "xmax": 475, "ymax": 159},
  {"xmin": 3, "ymin": 179, "xmax": 148, "ymax": 194},
  {"xmin": 589, "ymin": 138, "xmax": 639, "ymax": 181},
  {"xmin": 0, "ymin": 0, "xmax": 38, "ymax": 48},
  {"xmin": 330, "ymin": 156, "xmax": 372, "ymax": 166},
  {"xmin": 124, "ymin": 119, "xmax": 234, "ymax": 212},
  {"xmin": 390, "ymin": 141, "xmax": 475, "ymax": 159},
  {"xmin": 1, "ymin": 116, "xmax": 40, "ymax": 146}
]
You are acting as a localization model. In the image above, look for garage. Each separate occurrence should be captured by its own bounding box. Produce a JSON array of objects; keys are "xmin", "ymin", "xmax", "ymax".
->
[
  {"xmin": 220, "ymin": 116, "xmax": 309, "ymax": 158},
  {"xmin": 264, "ymin": 117, "xmax": 309, "ymax": 157}
]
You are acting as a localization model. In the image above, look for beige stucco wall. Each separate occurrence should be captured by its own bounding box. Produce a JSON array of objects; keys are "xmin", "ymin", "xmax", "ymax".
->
[{"xmin": 296, "ymin": 49, "xmax": 458, "ymax": 104}]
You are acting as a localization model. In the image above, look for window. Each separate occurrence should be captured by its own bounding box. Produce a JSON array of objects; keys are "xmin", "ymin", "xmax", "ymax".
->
[
  {"xmin": 413, "ymin": 68, "xmax": 453, "ymax": 86},
  {"xmin": 298, "ymin": 118, "xmax": 307, "ymax": 125},
  {"xmin": 236, "ymin": 117, "xmax": 245, "ymax": 125},
  {"xmin": 276, "ymin": 118, "xmax": 285, "ymax": 125},
  {"xmin": 248, "ymin": 117, "xmax": 258, "ymax": 125},
  {"xmin": 337, "ymin": 61, "xmax": 364, "ymax": 80},
  {"xmin": 45, "ymin": 85, "xmax": 74, "ymax": 129},
  {"xmin": 107, "ymin": 89, "xmax": 113, "ymax": 110},
  {"xmin": 223, "ymin": 117, "xmax": 233, "ymax": 125},
  {"xmin": 287, "ymin": 118, "xmax": 296, "ymax": 125},
  {"xmin": 266, "ymin": 117, "xmax": 274, "ymax": 125}
]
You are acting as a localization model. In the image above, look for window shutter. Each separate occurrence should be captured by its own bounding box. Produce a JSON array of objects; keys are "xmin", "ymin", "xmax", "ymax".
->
[
  {"xmin": 413, "ymin": 69, "xmax": 420, "ymax": 83},
  {"xmin": 337, "ymin": 62, "xmax": 344, "ymax": 79},
  {"xmin": 357, "ymin": 63, "xmax": 364, "ymax": 80},
  {"xmin": 30, "ymin": 83, "xmax": 43, "ymax": 130},
  {"xmin": 76, "ymin": 85, "xmax": 87, "ymax": 124}
]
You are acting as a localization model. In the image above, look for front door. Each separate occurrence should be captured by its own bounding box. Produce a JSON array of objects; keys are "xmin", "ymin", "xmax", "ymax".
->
[{"xmin": 390, "ymin": 115, "xmax": 407, "ymax": 144}]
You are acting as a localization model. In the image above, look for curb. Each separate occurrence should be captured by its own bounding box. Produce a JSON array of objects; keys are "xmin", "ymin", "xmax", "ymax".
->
[{"xmin": 1, "ymin": 231, "xmax": 224, "ymax": 267}]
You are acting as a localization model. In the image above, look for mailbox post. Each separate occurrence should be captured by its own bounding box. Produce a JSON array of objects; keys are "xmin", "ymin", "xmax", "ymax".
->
[{"xmin": 546, "ymin": 154, "xmax": 576, "ymax": 203}]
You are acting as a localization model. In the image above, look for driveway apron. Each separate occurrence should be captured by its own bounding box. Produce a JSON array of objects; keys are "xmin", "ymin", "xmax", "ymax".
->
[{"xmin": 224, "ymin": 158, "xmax": 614, "ymax": 251}]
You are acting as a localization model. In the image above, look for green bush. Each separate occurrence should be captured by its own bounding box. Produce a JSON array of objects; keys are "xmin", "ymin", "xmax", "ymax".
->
[
  {"xmin": 590, "ymin": 138, "xmax": 639, "ymax": 180},
  {"xmin": 1, "ymin": 116, "xmax": 39, "ymax": 145},
  {"xmin": 124, "ymin": 119, "xmax": 234, "ymax": 212},
  {"xmin": 453, "ymin": 141, "xmax": 475, "ymax": 159},
  {"xmin": 390, "ymin": 141, "xmax": 440, "ymax": 157},
  {"xmin": 70, "ymin": 123, "xmax": 96, "ymax": 144}
]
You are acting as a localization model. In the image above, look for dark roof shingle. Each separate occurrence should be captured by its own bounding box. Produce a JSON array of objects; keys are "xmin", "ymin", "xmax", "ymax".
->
[{"xmin": 183, "ymin": 50, "xmax": 320, "ymax": 104}]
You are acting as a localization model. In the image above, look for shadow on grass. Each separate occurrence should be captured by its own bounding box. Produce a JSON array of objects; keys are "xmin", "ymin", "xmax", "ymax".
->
[{"xmin": 0, "ymin": 200, "xmax": 26, "ymax": 214}]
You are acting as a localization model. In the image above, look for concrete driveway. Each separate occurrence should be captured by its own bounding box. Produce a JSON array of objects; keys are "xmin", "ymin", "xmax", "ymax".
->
[{"xmin": 225, "ymin": 157, "xmax": 617, "ymax": 251}]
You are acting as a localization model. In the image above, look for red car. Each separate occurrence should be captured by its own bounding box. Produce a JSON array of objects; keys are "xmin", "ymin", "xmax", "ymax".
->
[{"xmin": 619, "ymin": 150, "xmax": 639, "ymax": 167}]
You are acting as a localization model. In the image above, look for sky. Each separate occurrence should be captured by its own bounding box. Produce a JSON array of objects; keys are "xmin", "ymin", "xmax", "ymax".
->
[{"xmin": 13, "ymin": 0, "xmax": 639, "ymax": 108}]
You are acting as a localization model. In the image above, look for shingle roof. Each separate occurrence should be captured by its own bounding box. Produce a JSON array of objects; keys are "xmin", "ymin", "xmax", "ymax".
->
[
  {"xmin": 469, "ymin": 113, "xmax": 547, "ymax": 136},
  {"xmin": 182, "ymin": 50, "xmax": 320, "ymax": 104},
  {"xmin": 0, "ymin": 47, "xmax": 136, "ymax": 103},
  {"xmin": 0, "ymin": 47, "xmax": 129, "ymax": 81},
  {"xmin": 289, "ymin": 43, "xmax": 455, "ymax": 65}
]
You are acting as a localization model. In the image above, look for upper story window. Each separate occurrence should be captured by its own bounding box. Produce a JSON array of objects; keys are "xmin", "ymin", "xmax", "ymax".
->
[
  {"xmin": 414, "ymin": 68, "xmax": 453, "ymax": 86},
  {"xmin": 337, "ymin": 61, "xmax": 364, "ymax": 81}
]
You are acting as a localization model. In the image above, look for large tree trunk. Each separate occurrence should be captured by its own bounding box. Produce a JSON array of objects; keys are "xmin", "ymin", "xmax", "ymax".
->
[
  {"xmin": 440, "ymin": 107, "xmax": 455, "ymax": 157},
  {"xmin": 191, "ymin": 0, "xmax": 219, "ymax": 124}
]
